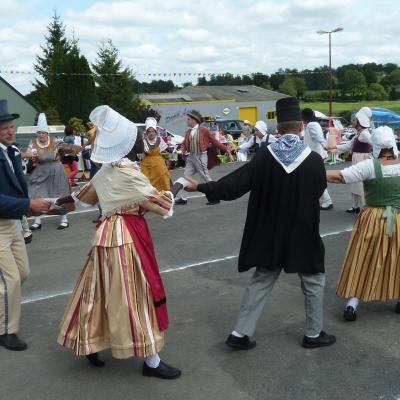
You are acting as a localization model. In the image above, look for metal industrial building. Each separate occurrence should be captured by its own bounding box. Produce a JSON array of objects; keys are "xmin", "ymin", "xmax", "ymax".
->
[
  {"xmin": 141, "ymin": 85, "xmax": 287, "ymax": 135},
  {"xmin": 0, "ymin": 76, "xmax": 37, "ymax": 127}
]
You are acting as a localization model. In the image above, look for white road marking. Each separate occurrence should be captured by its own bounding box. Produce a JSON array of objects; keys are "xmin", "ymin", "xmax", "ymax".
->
[{"xmin": 21, "ymin": 226, "xmax": 354, "ymax": 305}]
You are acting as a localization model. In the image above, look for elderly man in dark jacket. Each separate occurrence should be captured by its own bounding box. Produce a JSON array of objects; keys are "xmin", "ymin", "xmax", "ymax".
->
[{"xmin": 0, "ymin": 99, "xmax": 50, "ymax": 351}]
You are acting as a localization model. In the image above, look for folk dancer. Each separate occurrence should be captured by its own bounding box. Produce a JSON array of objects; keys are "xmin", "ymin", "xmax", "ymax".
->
[
  {"xmin": 0, "ymin": 99, "xmax": 50, "ymax": 351},
  {"xmin": 327, "ymin": 126, "xmax": 400, "ymax": 320},
  {"xmin": 328, "ymin": 107, "xmax": 373, "ymax": 213},
  {"xmin": 56, "ymin": 106, "xmax": 181, "ymax": 379},
  {"xmin": 26, "ymin": 113, "xmax": 71, "ymax": 230},
  {"xmin": 174, "ymin": 110, "xmax": 230, "ymax": 206},
  {"xmin": 140, "ymin": 117, "xmax": 172, "ymax": 191},
  {"xmin": 185, "ymin": 97, "xmax": 336, "ymax": 349},
  {"xmin": 236, "ymin": 120, "xmax": 276, "ymax": 162},
  {"xmin": 302, "ymin": 108, "xmax": 333, "ymax": 210}
]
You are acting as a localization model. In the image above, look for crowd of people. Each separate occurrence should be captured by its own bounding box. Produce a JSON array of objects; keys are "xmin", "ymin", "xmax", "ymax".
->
[{"xmin": 1, "ymin": 95, "xmax": 400, "ymax": 381}]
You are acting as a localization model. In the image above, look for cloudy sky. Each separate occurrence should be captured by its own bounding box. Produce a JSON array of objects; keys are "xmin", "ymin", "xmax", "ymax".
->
[{"xmin": 1, "ymin": 0, "xmax": 399, "ymax": 94}]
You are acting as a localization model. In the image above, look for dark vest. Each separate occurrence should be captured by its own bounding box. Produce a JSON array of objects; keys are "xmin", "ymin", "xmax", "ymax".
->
[{"xmin": 352, "ymin": 137, "xmax": 372, "ymax": 154}]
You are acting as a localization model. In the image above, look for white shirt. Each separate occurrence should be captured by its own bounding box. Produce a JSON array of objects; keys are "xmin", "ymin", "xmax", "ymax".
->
[
  {"xmin": 303, "ymin": 122, "xmax": 327, "ymax": 159},
  {"xmin": 341, "ymin": 158, "xmax": 400, "ymax": 183},
  {"xmin": 0, "ymin": 142, "xmax": 15, "ymax": 172},
  {"xmin": 190, "ymin": 124, "xmax": 199, "ymax": 138},
  {"xmin": 337, "ymin": 129, "xmax": 372, "ymax": 153},
  {"xmin": 238, "ymin": 134, "xmax": 276, "ymax": 152}
]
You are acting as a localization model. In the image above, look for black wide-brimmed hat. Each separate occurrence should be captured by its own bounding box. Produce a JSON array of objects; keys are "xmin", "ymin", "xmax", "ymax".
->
[
  {"xmin": 276, "ymin": 97, "xmax": 302, "ymax": 123},
  {"xmin": 301, "ymin": 108, "xmax": 318, "ymax": 123},
  {"xmin": 186, "ymin": 110, "xmax": 203, "ymax": 124},
  {"xmin": 0, "ymin": 99, "xmax": 20, "ymax": 122}
]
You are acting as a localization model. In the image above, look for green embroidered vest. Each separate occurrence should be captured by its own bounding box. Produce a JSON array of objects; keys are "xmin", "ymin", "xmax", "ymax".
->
[{"xmin": 364, "ymin": 159, "xmax": 400, "ymax": 236}]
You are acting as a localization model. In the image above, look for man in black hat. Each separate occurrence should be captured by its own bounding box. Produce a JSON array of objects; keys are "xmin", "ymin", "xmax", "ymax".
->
[
  {"xmin": 0, "ymin": 99, "xmax": 51, "ymax": 351},
  {"xmin": 174, "ymin": 110, "xmax": 230, "ymax": 205},
  {"xmin": 184, "ymin": 97, "xmax": 336, "ymax": 349},
  {"xmin": 302, "ymin": 108, "xmax": 333, "ymax": 210}
]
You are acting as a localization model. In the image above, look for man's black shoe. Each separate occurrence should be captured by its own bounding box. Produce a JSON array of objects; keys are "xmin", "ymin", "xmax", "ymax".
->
[
  {"xmin": 302, "ymin": 331, "xmax": 336, "ymax": 348},
  {"xmin": 0, "ymin": 334, "xmax": 27, "ymax": 351},
  {"xmin": 24, "ymin": 234, "xmax": 33, "ymax": 244},
  {"xmin": 175, "ymin": 198, "xmax": 187, "ymax": 205},
  {"xmin": 344, "ymin": 306, "xmax": 357, "ymax": 321},
  {"xmin": 86, "ymin": 353, "xmax": 105, "ymax": 367},
  {"xmin": 346, "ymin": 207, "xmax": 360, "ymax": 214},
  {"xmin": 225, "ymin": 334, "xmax": 256, "ymax": 350},
  {"xmin": 206, "ymin": 200, "xmax": 220, "ymax": 206},
  {"xmin": 395, "ymin": 302, "xmax": 400, "ymax": 314},
  {"xmin": 142, "ymin": 360, "xmax": 181, "ymax": 379}
]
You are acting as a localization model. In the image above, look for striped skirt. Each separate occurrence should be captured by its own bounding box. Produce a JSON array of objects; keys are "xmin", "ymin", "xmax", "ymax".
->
[
  {"xmin": 57, "ymin": 244, "xmax": 164, "ymax": 359},
  {"xmin": 337, "ymin": 207, "xmax": 400, "ymax": 301}
]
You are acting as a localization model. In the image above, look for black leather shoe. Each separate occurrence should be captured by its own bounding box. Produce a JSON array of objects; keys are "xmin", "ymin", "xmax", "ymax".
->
[
  {"xmin": 302, "ymin": 331, "xmax": 336, "ymax": 348},
  {"xmin": 344, "ymin": 306, "xmax": 357, "ymax": 321},
  {"xmin": 0, "ymin": 334, "xmax": 27, "ymax": 351},
  {"xmin": 225, "ymin": 334, "xmax": 256, "ymax": 350},
  {"xmin": 175, "ymin": 198, "xmax": 187, "ymax": 205},
  {"xmin": 86, "ymin": 353, "xmax": 105, "ymax": 367},
  {"xmin": 142, "ymin": 361, "xmax": 181, "ymax": 379},
  {"xmin": 206, "ymin": 200, "xmax": 220, "ymax": 206},
  {"xmin": 346, "ymin": 207, "xmax": 360, "ymax": 214},
  {"xmin": 24, "ymin": 234, "xmax": 33, "ymax": 244},
  {"xmin": 395, "ymin": 302, "xmax": 400, "ymax": 314},
  {"xmin": 320, "ymin": 204, "xmax": 333, "ymax": 210}
]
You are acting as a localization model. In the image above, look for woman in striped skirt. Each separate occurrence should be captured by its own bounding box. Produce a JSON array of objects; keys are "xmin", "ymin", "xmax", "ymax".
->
[
  {"xmin": 327, "ymin": 126, "xmax": 400, "ymax": 321},
  {"xmin": 55, "ymin": 106, "xmax": 181, "ymax": 379}
]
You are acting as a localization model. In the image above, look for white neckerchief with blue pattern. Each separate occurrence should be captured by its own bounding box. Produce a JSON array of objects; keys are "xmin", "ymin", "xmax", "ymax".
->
[{"xmin": 268, "ymin": 134, "xmax": 311, "ymax": 173}]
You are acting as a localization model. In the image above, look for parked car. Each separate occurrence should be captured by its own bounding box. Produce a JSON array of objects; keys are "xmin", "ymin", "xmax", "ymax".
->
[{"xmin": 203, "ymin": 118, "xmax": 244, "ymax": 140}]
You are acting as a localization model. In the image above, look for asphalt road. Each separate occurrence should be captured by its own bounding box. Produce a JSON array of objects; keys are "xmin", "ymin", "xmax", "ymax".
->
[{"xmin": 1, "ymin": 162, "xmax": 400, "ymax": 400}]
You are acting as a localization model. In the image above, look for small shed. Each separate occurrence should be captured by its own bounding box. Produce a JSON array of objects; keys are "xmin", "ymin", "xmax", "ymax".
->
[{"xmin": 141, "ymin": 85, "xmax": 287, "ymax": 134}]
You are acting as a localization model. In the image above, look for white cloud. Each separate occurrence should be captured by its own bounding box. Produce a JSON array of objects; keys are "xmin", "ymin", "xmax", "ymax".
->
[{"xmin": 1, "ymin": 0, "xmax": 400, "ymax": 94}]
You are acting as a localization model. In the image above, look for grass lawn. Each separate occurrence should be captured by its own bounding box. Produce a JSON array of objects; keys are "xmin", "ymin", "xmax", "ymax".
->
[{"xmin": 300, "ymin": 100, "xmax": 400, "ymax": 116}]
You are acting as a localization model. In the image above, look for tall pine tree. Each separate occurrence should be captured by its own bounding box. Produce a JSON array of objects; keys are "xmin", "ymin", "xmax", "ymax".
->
[
  {"xmin": 31, "ymin": 14, "xmax": 97, "ymax": 122},
  {"xmin": 53, "ymin": 39, "xmax": 97, "ymax": 122},
  {"xmin": 32, "ymin": 12, "xmax": 71, "ymax": 110},
  {"xmin": 92, "ymin": 40, "xmax": 144, "ymax": 121}
]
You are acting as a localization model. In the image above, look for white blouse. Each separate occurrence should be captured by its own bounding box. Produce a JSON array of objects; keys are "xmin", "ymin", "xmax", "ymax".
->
[{"xmin": 341, "ymin": 158, "xmax": 400, "ymax": 183}]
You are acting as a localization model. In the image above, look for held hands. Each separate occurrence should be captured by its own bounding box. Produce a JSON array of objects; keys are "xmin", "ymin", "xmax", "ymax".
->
[
  {"xmin": 325, "ymin": 146, "xmax": 338, "ymax": 153},
  {"xmin": 183, "ymin": 176, "xmax": 199, "ymax": 192},
  {"xmin": 326, "ymin": 170, "xmax": 345, "ymax": 184},
  {"xmin": 28, "ymin": 198, "xmax": 52, "ymax": 216}
]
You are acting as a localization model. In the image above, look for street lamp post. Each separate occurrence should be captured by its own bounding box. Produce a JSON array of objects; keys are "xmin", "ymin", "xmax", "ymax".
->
[{"xmin": 317, "ymin": 27, "xmax": 344, "ymax": 117}]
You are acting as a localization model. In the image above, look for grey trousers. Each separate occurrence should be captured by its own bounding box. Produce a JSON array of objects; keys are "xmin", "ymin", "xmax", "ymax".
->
[
  {"xmin": 234, "ymin": 268, "xmax": 326, "ymax": 338},
  {"xmin": 178, "ymin": 153, "xmax": 212, "ymax": 200}
]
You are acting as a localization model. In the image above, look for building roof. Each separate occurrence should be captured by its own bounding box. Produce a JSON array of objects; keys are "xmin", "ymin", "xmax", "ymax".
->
[
  {"xmin": 142, "ymin": 85, "xmax": 286, "ymax": 104},
  {"xmin": 0, "ymin": 76, "xmax": 38, "ymax": 111}
]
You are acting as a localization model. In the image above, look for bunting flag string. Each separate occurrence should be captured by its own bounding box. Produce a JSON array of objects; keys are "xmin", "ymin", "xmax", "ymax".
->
[
  {"xmin": 0, "ymin": 69, "xmax": 328, "ymax": 77},
  {"xmin": 0, "ymin": 69, "xmax": 240, "ymax": 77}
]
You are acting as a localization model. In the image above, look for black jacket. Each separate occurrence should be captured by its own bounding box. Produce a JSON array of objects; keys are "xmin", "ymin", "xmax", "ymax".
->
[
  {"xmin": 198, "ymin": 148, "xmax": 326, "ymax": 274},
  {"xmin": 0, "ymin": 146, "xmax": 29, "ymax": 220}
]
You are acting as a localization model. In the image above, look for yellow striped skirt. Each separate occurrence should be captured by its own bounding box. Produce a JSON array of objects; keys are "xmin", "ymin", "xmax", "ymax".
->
[
  {"xmin": 337, "ymin": 207, "xmax": 400, "ymax": 301},
  {"xmin": 57, "ymin": 244, "xmax": 164, "ymax": 359}
]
